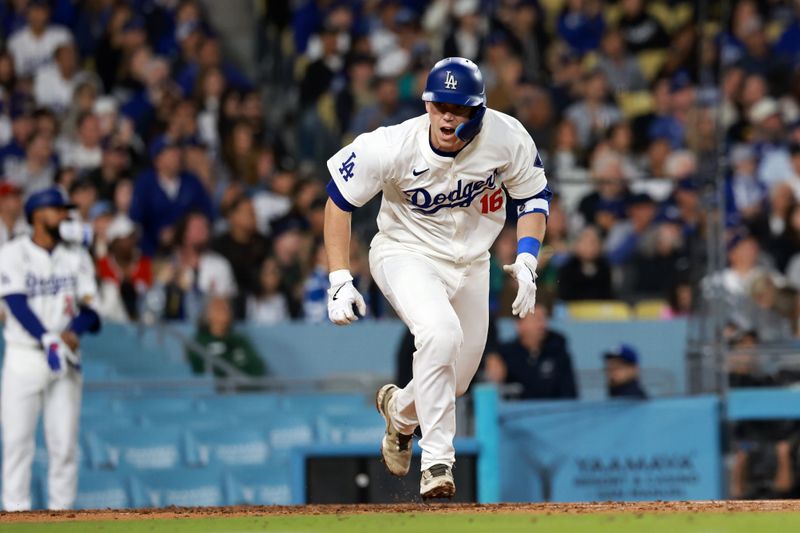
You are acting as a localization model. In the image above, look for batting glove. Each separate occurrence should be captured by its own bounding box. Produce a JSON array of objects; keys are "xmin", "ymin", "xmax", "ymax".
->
[
  {"xmin": 327, "ymin": 269, "xmax": 367, "ymax": 325},
  {"xmin": 503, "ymin": 253, "xmax": 538, "ymax": 318},
  {"xmin": 41, "ymin": 333, "xmax": 78, "ymax": 376}
]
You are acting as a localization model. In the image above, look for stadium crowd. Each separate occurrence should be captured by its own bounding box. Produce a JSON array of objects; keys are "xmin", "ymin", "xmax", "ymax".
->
[{"xmin": 0, "ymin": 0, "xmax": 799, "ymax": 345}]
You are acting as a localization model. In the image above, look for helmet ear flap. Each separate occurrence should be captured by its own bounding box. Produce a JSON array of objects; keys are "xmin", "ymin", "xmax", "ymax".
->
[{"xmin": 455, "ymin": 105, "xmax": 486, "ymax": 142}]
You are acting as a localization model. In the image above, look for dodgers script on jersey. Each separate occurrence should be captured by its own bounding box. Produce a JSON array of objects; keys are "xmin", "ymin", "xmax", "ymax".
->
[
  {"xmin": 327, "ymin": 109, "xmax": 547, "ymax": 264},
  {"xmin": 0, "ymin": 237, "xmax": 97, "ymax": 353}
]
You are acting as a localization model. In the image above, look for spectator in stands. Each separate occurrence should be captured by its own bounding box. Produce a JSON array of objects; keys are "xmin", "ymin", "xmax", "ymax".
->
[
  {"xmin": 556, "ymin": 0, "xmax": 605, "ymax": 55},
  {"xmin": 596, "ymin": 27, "xmax": 647, "ymax": 92},
  {"xmin": 484, "ymin": 303, "xmax": 578, "ymax": 400},
  {"xmin": 302, "ymin": 241, "xmax": 329, "ymax": 323},
  {"xmin": 187, "ymin": 296, "xmax": 267, "ymax": 386},
  {"xmin": 86, "ymin": 137, "xmax": 133, "ymax": 203},
  {"xmin": 726, "ymin": 144, "xmax": 768, "ymax": 228},
  {"xmin": 33, "ymin": 40, "xmax": 85, "ymax": 114},
  {"xmin": 213, "ymin": 189, "xmax": 271, "ymax": 319},
  {"xmin": 703, "ymin": 231, "xmax": 777, "ymax": 321},
  {"xmin": 631, "ymin": 220, "xmax": 689, "ymax": 298},
  {"xmin": 0, "ymin": 182, "xmax": 28, "ymax": 246},
  {"xmin": 0, "ymin": 101, "xmax": 35, "ymax": 175},
  {"xmin": 603, "ymin": 344, "xmax": 647, "ymax": 399},
  {"xmin": 663, "ymin": 278, "xmax": 694, "ymax": 319},
  {"xmin": 605, "ymin": 193, "xmax": 659, "ymax": 267},
  {"xmin": 617, "ymin": 0, "xmax": 669, "ymax": 53},
  {"xmin": 565, "ymin": 69, "xmax": 621, "ymax": 149},
  {"xmin": 7, "ymin": 0, "xmax": 72, "ymax": 77},
  {"xmin": 59, "ymin": 111, "xmax": 103, "ymax": 173},
  {"xmin": 129, "ymin": 136, "xmax": 213, "ymax": 256},
  {"xmin": 578, "ymin": 150, "xmax": 630, "ymax": 227},
  {"xmin": 68, "ymin": 177, "xmax": 98, "ymax": 223},
  {"xmin": 152, "ymin": 211, "xmax": 236, "ymax": 321},
  {"xmin": 744, "ymin": 273, "xmax": 795, "ymax": 342},
  {"xmin": 246, "ymin": 256, "xmax": 290, "ymax": 325},
  {"xmin": 728, "ymin": 330, "xmax": 795, "ymax": 499},
  {"xmin": 95, "ymin": 215, "xmax": 152, "ymax": 322},
  {"xmin": 558, "ymin": 225, "xmax": 613, "ymax": 301},
  {"xmin": 349, "ymin": 76, "xmax": 416, "ymax": 136},
  {"xmin": 6, "ymin": 129, "xmax": 57, "ymax": 195}
]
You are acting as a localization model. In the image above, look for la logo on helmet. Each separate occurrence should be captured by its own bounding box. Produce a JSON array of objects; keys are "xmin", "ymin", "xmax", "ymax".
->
[{"xmin": 444, "ymin": 71, "xmax": 458, "ymax": 89}]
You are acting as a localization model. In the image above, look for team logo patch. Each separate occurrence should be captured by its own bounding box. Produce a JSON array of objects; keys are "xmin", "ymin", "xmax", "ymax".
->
[
  {"xmin": 444, "ymin": 71, "xmax": 458, "ymax": 90},
  {"xmin": 404, "ymin": 171, "xmax": 497, "ymax": 215},
  {"xmin": 338, "ymin": 152, "xmax": 357, "ymax": 181}
]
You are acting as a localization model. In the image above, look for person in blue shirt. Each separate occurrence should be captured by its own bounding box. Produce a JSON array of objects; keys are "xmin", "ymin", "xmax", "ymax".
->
[
  {"xmin": 129, "ymin": 135, "xmax": 213, "ymax": 256},
  {"xmin": 484, "ymin": 303, "xmax": 577, "ymax": 400},
  {"xmin": 603, "ymin": 344, "xmax": 647, "ymax": 399}
]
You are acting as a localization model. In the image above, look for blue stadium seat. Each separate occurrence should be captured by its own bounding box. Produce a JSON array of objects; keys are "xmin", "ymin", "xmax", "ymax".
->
[
  {"xmin": 85, "ymin": 427, "xmax": 194, "ymax": 470},
  {"xmin": 318, "ymin": 411, "xmax": 385, "ymax": 445},
  {"xmin": 37, "ymin": 470, "xmax": 132, "ymax": 510},
  {"xmin": 261, "ymin": 416, "xmax": 316, "ymax": 462},
  {"xmin": 140, "ymin": 412, "xmax": 240, "ymax": 431},
  {"xmin": 119, "ymin": 396, "xmax": 196, "ymax": 417},
  {"xmin": 280, "ymin": 392, "xmax": 369, "ymax": 415},
  {"xmin": 130, "ymin": 468, "xmax": 228, "ymax": 508},
  {"xmin": 196, "ymin": 393, "xmax": 282, "ymax": 415},
  {"xmin": 225, "ymin": 465, "xmax": 292, "ymax": 505},
  {"xmin": 191, "ymin": 428, "xmax": 270, "ymax": 466}
]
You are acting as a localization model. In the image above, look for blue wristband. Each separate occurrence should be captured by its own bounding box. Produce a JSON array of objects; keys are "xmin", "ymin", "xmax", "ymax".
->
[{"xmin": 517, "ymin": 237, "xmax": 541, "ymax": 258}]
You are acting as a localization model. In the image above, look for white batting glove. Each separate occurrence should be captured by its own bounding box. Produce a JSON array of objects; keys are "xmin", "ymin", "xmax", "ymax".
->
[
  {"xmin": 327, "ymin": 269, "xmax": 367, "ymax": 325},
  {"xmin": 503, "ymin": 253, "xmax": 538, "ymax": 318},
  {"xmin": 41, "ymin": 333, "xmax": 78, "ymax": 376}
]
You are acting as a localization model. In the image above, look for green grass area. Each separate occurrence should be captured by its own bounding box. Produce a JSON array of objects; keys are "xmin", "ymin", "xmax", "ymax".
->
[{"xmin": 5, "ymin": 512, "xmax": 800, "ymax": 533}]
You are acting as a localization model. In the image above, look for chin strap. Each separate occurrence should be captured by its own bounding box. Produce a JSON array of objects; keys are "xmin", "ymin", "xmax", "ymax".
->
[{"xmin": 455, "ymin": 105, "xmax": 486, "ymax": 142}]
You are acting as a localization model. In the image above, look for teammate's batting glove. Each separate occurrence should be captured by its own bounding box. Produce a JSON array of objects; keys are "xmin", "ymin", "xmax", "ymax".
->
[
  {"xmin": 41, "ymin": 333, "xmax": 78, "ymax": 376},
  {"xmin": 503, "ymin": 253, "xmax": 538, "ymax": 318},
  {"xmin": 327, "ymin": 269, "xmax": 367, "ymax": 325}
]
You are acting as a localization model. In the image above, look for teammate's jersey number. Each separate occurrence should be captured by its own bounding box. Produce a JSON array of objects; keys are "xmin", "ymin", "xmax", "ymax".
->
[{"xmin": 480, "ymin": 189, "xmax": 504, "ymax": 214}]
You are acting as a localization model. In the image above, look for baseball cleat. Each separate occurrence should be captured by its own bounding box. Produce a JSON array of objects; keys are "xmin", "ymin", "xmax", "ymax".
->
[
  {"xmin": 376, "ymin": 384, "xmax": 414, "ymax": 476},
  {"xmin": 420, "ymin": 463, "xmax": 455, "ymax": 500}
]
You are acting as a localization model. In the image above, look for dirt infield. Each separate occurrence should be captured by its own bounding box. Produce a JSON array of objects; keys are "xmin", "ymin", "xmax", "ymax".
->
[{"xmin": 2, "ymin": 500, "xmax": 799, "ymax": 523}]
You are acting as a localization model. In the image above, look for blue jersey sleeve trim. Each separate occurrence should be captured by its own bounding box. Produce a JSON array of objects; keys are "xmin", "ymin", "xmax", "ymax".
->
[
  {"xmin": 69, "ymin": 306, "xmax": 102, "ymax": 336},
  {"xmin": 326, "ymin": 180, "xmax": 356, "ymax": 212},
  {"xmin": 4, "ymin": 294, "xmax": 47, "ymax": 340},
  {"xmin": 512, "ymin": 185, "xmax": 553, "ymax": 205},
  {"xmin": 518, "ymin": 208, "xmax": 549, "ymax": 218}
]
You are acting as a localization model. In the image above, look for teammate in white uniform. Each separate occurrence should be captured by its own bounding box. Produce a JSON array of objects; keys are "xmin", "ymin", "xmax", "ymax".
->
[
  {"xmin": 323, "ymin": 58, "xmax": 550, "ymax": 499},
  {"xmin": 0, "ymin": 187, "xmax": 101, "ymax": 511}
]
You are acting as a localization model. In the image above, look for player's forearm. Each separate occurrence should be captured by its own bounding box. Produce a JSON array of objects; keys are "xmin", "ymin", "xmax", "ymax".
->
[
  {"xmin": 516, "ymin": 212, "xmax": 546, "ymax": 244},
  {"xmin": 324, "ymin": 198, "xmax": 353, "ymax": 272}
]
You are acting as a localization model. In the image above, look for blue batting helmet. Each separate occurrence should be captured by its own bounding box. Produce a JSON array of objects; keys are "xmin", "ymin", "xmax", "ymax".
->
[
  {"xmin": 422, "ymin": 57, "xmax": 487, "ymax": 142},
  {"xmin": 25, "ymin": 187, "xmax": 75, "ymax": 222}
]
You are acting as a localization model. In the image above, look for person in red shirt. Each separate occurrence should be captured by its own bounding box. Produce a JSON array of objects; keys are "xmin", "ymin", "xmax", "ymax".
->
[{"xmin": 95, "ymin": 215, "xmax": 152, "ymax": 322}]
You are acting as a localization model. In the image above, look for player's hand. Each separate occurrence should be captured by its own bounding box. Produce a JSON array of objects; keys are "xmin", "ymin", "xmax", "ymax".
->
[
  {"xmin": 61, "ymin": 331, "xmax": 80, "ymax": 352},
  {"xmin": 41, "ymin": 333, "xmax": 79, "ymax": 376},
  {"xmin": 503, "ymin": 253, "xmax": 538, "ymax": 318},
  {"xmin": 327, "ymin": 269, "xmax": 366, "ymax": 325}
]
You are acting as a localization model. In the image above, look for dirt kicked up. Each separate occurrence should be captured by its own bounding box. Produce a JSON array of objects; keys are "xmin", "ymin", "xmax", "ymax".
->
[{"xmin": 3, "ymin": 501, "xmax": 800, "ymax": 533}]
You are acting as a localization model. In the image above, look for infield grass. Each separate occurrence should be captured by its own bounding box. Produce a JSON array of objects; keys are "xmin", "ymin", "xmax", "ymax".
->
[{"xmin": 5, "ymin": 512, "xmax": 800, "ymax": 533}]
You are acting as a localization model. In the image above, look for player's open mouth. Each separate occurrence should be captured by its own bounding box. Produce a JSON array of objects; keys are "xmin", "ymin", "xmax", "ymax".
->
[{"xmin": 440, "ymin": 127, "xmax": 455, "ymax": 136}]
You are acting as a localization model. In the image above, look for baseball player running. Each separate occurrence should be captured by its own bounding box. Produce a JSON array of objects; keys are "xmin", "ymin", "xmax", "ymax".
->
[
  {"xmin": 324, "ymin": 58, "xmax": 550, "ymax": 499},
  {"xmin": 0, "ymin": 187, "xmax": 101, "ymax": 511}
]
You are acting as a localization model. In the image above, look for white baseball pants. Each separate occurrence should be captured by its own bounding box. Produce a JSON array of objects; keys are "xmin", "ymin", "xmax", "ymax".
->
[
  {"xmin": 1, "ymin": 348, "xmax": 82, "ymax": 511},
  {"xmin": 370, "ymin": 246, "xmax": 489, "ymax": 470}
]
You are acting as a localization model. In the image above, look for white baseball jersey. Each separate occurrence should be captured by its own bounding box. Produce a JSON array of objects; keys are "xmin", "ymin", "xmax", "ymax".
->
[
  {"xmin": 0, "ymin": 236, "xmax": 97, "ymax": 350},
  {"xmin": 326, "ymin": 109, "xmax": 548, "ymax": 264}
]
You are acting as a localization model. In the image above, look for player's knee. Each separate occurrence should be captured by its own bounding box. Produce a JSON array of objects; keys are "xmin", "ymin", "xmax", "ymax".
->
[{"xmin": 416, "ymin": 322, "xmax": 463, "ymax": 364}]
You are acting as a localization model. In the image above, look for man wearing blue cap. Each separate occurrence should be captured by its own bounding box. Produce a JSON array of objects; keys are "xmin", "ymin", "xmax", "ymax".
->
[
  {"xmin": 603, "ymin": 344, "xmax": 647, "ymax": 399},
  {"xmin": 129, "ymin": 135, "xmax": 213, "ymax": 256},
  {"xmin": 324, "ymin": 57, "xmax": 551, "ymax": 498},
  {"xmin": 0, "ymin": 187, "xmax": 101, "ymax": 510}
]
